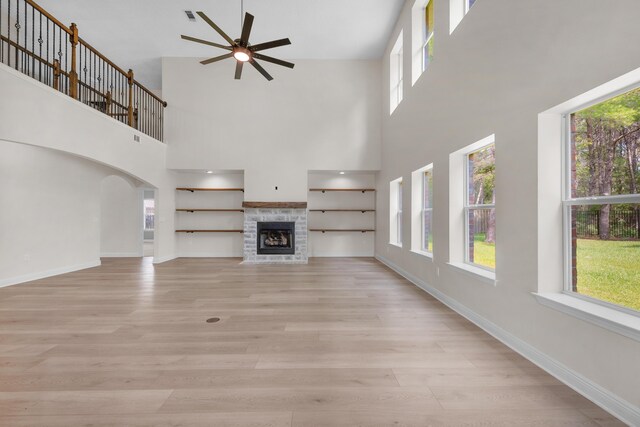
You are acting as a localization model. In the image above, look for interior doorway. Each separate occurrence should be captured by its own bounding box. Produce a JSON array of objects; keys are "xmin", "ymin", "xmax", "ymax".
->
[{"xmin": 143, "ymin": 189, "xmax": 155, "ymax": 257}]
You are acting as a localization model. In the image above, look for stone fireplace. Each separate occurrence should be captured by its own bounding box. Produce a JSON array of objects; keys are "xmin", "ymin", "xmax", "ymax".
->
[{"xmin": 242, "ymin": 202, "xmax": 308, "ymax": 264}]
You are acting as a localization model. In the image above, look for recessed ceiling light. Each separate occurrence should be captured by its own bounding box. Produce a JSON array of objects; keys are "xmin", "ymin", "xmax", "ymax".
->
[
  {"xmin": 206, "ymin": 171, "xmax": 213, "ymax": 174},
  {"xmin": 185, "ymin": 10, "xmax": 196, "ymax": 22},
  {"xmin": 339, "ymin": 171, "xmax": 345, "ymax": 175}
]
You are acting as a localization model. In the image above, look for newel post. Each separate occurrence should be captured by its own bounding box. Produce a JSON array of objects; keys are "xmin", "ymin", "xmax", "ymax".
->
[
  {"xmin": 127, "ymin": 69, "xmax": 134, "ymax": 126},
  {"xmin": 69, "ymin": 23, "xmax": 79, "ymax": 99}
]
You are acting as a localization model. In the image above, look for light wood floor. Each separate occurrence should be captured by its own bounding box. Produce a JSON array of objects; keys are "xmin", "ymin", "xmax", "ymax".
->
[{"xmin": 0, "ymin": 257, "xmax": 624, "ymax": 426}]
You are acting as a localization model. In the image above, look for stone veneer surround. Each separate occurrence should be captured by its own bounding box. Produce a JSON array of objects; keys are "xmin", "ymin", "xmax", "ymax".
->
[{"xmin": 243, "ymin": 208, "xmax": 308, "ymax": 264}]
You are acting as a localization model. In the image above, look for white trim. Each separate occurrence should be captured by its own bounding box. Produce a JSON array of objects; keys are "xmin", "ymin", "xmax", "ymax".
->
[
  {"xmin": 375, "ymin": 254, "xmax": 640, "ymax": 426},
  {"xmin": 534, "ymin": 293, "xmax": 640, "ymax": 342},
  {"xmin": 388, "ymin": 242, "xmax": 403, "ymax": 249},
  {"xmin": 411, "ymin": 249, "xmax": 434, "ymax": 259},
  {"xmin": 0, "ymin": 260, "xmax": 101, "ymax": 288},
  {"xmin": 100, "ymin": 252, "xmax": 143, "ymax": 258},
  {"xmin": 565, "ymin": 194, "xmax": 640, "ymax": 206},
  {"xmin": 447, "ymin": 261, "xmax": 496, "ymax": 285},
  {"xmin": 152, "ymin": 254, "xmax": 177, "ymax": 264}
]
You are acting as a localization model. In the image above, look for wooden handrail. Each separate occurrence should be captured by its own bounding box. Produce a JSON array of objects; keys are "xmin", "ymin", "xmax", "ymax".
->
[
  {"xmin": 3, "ymin": 0, "xmax": 168, "ymax": 141},
  {"xmin": 77, "ymin": 37, "xmax": 128, "ymax": 77},
  {"xmin": 25, "ymin": 0, "xmax": 73, "ymax": 35},
  {"xmin": 134, "ymin": 79, "xmax": 168, "ymax": 107}
]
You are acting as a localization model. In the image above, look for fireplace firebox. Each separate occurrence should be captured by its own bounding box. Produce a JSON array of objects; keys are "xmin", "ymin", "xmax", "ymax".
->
[{"xmin": 257, "ymin": 222, "xmax": 295, "ymax": 255}]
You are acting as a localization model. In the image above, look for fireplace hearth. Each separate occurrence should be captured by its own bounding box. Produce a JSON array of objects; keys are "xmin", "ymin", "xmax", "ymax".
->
[{"xmin": 257, "ymin": 222, "xmax": 295, "ymax": 255}]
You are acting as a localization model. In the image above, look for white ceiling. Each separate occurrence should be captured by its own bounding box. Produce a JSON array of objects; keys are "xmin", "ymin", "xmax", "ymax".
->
[{"xmin": 36, "ymin": 0, "xmax": 405, "ymax": 89}]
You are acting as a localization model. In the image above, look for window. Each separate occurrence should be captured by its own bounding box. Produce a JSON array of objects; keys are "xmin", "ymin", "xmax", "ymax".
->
[
  {"xmin": 411, "ymin": 0, "xmax": 434, "ymax": 84},
  {"xmin": 144, "ymin": 198, "xmax": 155, "ymax": 231},
  {"xmin": 390, "ymin": 31, "xmax": 404, "ymax": 114},
  {"xmin": 450, "ymin": 0, "xmax": 478, "ymax": 34},
  {"xmin": 411, "ymin": 164, "xmax": 433, "ymax": 255},
  {"xmin": 564, "ymin": 87, "xmax": 640, "ymax": 312},
  {"xmin": 390, "ymin": 177, "xmax": 404, "ymax": 246},
  {"xmin": 465, "ymin": 143, "xmax": 495, "ymax": 270}
]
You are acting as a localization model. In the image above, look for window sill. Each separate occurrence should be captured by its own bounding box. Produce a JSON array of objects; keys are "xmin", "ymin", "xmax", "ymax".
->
[
  {"xmin": 410, "ymin": 249, "xmax": 433, "ymax": 260},
  {"xmin": 447, "ymin": 262, "xmax": 496, "ymax": 286},
  {"xmin": 388, "ymin": 242, "xmax": 403, "ymax": 249},
  {"xmin": 534, "ymin": 293, "xmax": 640, "ymax": 342}
]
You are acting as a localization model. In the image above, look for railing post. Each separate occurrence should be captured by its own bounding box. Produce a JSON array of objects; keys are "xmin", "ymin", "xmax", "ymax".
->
[
  {"xmin": 127, "ymin": 69, "xmax": 134, "ymax": 127},
  {"xmin": 106, "ymin": 91, "xmax": 112, "ymax": 116},
  {"xmin": 53, "ymin": 59, "xmax": 60, "ymax": 91},
  {"xmin": 69, "ymin": 23, "xmax": 79, "ymax": 99}
]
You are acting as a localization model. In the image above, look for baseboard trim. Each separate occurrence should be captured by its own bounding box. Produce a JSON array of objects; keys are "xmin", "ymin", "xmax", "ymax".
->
[
  {"xmin": 152, "ymin": 254, "xmax": 177, "ymax": 264},
  {"xmin": 100, "ymin": 252, "xmax": 142, "ymax": 258},
  {"xmin": 176, "ymin": 253, "xmax": 243, "ymax": 258},
  {"xmin": 375, "ymin": 254, "xmax": 640, "ymax": 427},
  {"xmin": 0, "ymin": 260, "xmax": 101, "ymax": 288}
]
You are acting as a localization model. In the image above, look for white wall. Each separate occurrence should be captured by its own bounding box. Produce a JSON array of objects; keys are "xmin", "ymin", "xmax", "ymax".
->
[
  {"xmin": 175, "ymin": 172, "xmax": 245, "ymax": 258},
  {"xmin": 308, "ymin": 172, "xmax": 376, "ymax": 257},
  {"xmin": 376, "ymin": 0, "xmax": 640, "ymax": 418},
  {"xmin": 0, "ymin": 142, "xmax": 104, "ymax": 285},
  {"xmin": 0, "ymin": 63, "xmax": 178, "ymax": 264},
  {"xmin": 100, "ymin": 175, "xmax": 143, "ymax": 257},
  {"xmin": 163, "ymin": 59, "xmax": 382, "ymax": 202}
]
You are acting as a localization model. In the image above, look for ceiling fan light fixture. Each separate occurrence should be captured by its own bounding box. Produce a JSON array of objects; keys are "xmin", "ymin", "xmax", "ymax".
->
[{"xmin": 233, "ymin": 47, "xmax": 251, "ymax": 62}]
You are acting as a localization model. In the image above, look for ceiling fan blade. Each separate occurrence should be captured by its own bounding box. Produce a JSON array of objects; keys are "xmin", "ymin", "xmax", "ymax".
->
[
  {"xmin": 200, "ymin": 53, "xmax": 233, "ymax": 65},
  {"xmin": 240, "ymin": 13, "xmax": 254, "ymax": 45},
  {"xmin": 235, "ymin": 61, "xmax": 244, "ymax": 80},
  {"xmin": 250, "ymin": 59, "xmax": 273, "ymax": 81},
  {"xmin": 180, "ymin": 35, "xmax": 231, "ymax": 50},
  {"xmin": 250, "ymin": 38, "xmax": 291, "ymax": 52},
  {"xmin": 196, "ymin": 11, "xmax": 235, "ymax": 46},
  {"xmin": 252, "ymin": 53, "xmax": 295, "ymax": 69}
]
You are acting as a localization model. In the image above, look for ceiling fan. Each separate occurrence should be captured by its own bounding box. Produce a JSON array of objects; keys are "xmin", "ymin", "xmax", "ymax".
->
[{"xmin": 181, "ymin": 8, "xmax": 294, "ymax": 81}]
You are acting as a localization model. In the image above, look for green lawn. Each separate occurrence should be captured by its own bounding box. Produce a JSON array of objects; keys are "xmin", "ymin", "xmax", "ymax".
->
[
  {"xmin": 576, "ymin": 239, "xmax": 640, "ymax": 311},
  {"xmin": 472, "ymin": 233, "xmax": 495, "ymax": 269},
  {"xmin": 469, "ymin": 236, "xmax": 639, "ymax": 312}
]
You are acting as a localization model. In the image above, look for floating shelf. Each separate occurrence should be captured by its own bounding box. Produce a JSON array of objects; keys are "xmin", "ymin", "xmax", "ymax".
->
[
  {"xmin": 176, "ymin": 209, "xmax": 244, "ymax": 213},
  {"xmin": 309, "ymin": 209, "xmax": 375, "ymax": 213},
  {"xmin": 177, "ymin": 188, "xmax": 244, "ymax": 192},
  {"xmin": 176, "ymin": 230, "xmax": 244, "ymax": 233},
  {"xmin": 310, "ymin": 229, "xmax": 375, "ymax": 233},
  {"xmin": 310, "ymin": 188, "xmax": 375, "ymax": 193}
]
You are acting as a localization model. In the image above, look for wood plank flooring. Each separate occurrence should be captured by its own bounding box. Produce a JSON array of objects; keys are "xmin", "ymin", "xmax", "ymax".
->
[{"xmin": 0, "ymin": 257, "xmax": 625, "ymax": 426}]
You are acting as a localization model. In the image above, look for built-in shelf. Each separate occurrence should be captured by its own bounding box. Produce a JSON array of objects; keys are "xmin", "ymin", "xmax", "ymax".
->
[
  {"xmin": 310, "ymin": 229, "xmax": 375, "ymax": 233},
  {"xmin": 176, "ymin": 230, "xmax": 244, "ymax": 233},
  {"xmin": 177, "ymin": 188, "xmax": 245, "ymax": 192},
  {"xmin": 309, "ymin": 209, "xmax": 375, "ymax": 213},
  {"xmin": 243, "ymin": 202, "xmax": 307, "ymax": 209},
  {"xmin": 310, "ymin": 188, "xmax": 375, "ymax": 193},
  {"xmin": 176, "ymin": 209, "xmax": 244, "ymax": 213}
]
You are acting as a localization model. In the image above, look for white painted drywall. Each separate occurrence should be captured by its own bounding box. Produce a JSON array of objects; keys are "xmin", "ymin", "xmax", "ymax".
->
[
  {"xmin": 0, "ymin": 63, "xmax": 178, "ymax": 264},
  {"xmin": 377, "ymin": 0, "xmax": 640, "ymax": 412},
  {"xmin": 163, "ymin": 59, "xmax": 382, "ymax": 202},
  {"xmin": 100, "ymin": 175, "xmax": 143, "ymax": 257},
  {"xmin": 0, "ymin": 142, "xmax": 105, "ymax": 285}
]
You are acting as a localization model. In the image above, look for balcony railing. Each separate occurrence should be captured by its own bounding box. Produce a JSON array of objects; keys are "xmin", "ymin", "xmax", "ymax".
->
[{"xmin": 0, "ymin": 0, "xmax": 167, "ymax": 141}]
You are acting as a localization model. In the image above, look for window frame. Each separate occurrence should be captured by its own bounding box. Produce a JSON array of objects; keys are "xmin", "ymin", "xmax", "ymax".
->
[
  {"xmin": 422, "ymin": 167, "xmax": 434, "ymax": 253},
  {"xmin": 561, "ymin": 107, "xmax": 640, "ymax": 316},
  {"xmin": 389, "ymin": 177, "xmax": 404, "ymax": 247},
  {"xmin": 421, "ymin": 0, "xmax": 434, "ymax": 73},
  {"xmin": 390, "ymin": 32, "xmax": 404, "ymax": 114},
  {"xmin": 464, "ymin": 143, "xmax": 496, "ymax": 272}
]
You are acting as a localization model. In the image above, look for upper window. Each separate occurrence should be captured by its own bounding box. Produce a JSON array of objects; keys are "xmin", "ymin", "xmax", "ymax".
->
[
  {"xmin": 565, "ymin": 87, "xmax": 640, "ymax": 312},
  {"xmin": 390, "ymin": 32, "xmax": 404, "ymax": 114},
  {"xmin": 450, "ymin": 0, "xmax": 478, "ymax": 34},
  {"xmin": 390, "ymin": 177, "xmax": 404, "ymax": 246},
  {"xmin": 411, "ymin": 0, "xmax": 434, "ymax": 84},
  {"xmin": 411, "ymin": 164, "xmax": 433, "ymax": 255},
  {"xmin": 465, "ymin": 142, "xmax": 495, "ymax": 271}
]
